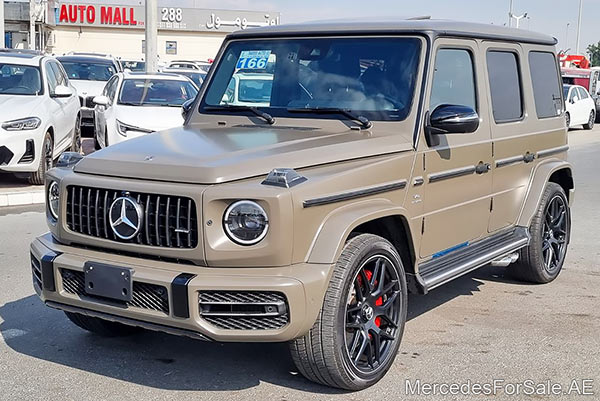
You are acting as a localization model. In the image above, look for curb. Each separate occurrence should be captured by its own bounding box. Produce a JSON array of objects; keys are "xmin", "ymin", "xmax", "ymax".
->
[{"xmin": 0, "ymin": 190, "xmax": 45, "ymax": 207}]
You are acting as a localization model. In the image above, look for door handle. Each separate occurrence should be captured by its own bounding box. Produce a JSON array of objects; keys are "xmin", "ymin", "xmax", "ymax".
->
[
  {"xmin": 475, "ymin": 162, "xmax": 491, "ymax": 174},
  {"xmin": 524, "ymin": 152, "xmax": 535, "ymax": 163}
]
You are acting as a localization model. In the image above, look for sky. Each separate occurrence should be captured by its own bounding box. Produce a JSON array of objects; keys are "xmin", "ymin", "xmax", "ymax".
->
[{"xmin": 59, "ymin": 0, "xmax": 600, "ymax": 54}]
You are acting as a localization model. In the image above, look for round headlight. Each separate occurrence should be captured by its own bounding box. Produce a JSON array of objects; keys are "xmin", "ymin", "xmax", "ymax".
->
[
  {"xmin": 48, "ymin": 181, "xmax": 60, "ymax": 220},
  {"xmin": 223, "ymin": 200, "xmax": 269, "ymax": 245}
]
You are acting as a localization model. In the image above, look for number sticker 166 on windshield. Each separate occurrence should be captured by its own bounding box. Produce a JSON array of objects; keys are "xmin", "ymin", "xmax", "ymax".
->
[{"xmin": 236, "ymin": 50, "xmax": 271, "ymax": 70}]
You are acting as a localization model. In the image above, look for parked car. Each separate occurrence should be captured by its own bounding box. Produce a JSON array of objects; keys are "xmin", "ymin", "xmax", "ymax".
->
[
  {"xmin": 34, "ymin": 20, "xmax": 573, "ymax": 390},
  {"xmin": 121, "ymin": 60, "xmax": 146, "ymax": 72},
  {"xmin": 57, "ymin": 54, "xmax": 122, "ymax": 133},
  {"xmin": 162, "ymin": 68, "xmax": 206, "ymax": 88},
  {"xmin": 0, "ymin": 50, "xmax": 80, "ymax": 184},
  {"xmin": 166, "ymin": 59, "xmax": 211, "ymax": 72},
  {"xmin": 563, "ymin": 84, "xmax": 595, "ymax": 129},
  {"xmin": 92, "ymin": 72, "xmax": 198, "ymax": 148},
  {"xmin": 561, "ymin": 67, "xmax": 600, "ymax": 122},
  {"xmin": 221, "ymin": 72, "xmax": 273, "ymax": 107}
]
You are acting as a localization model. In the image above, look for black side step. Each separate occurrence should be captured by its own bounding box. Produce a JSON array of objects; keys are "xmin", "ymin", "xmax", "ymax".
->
[{"xmin": 418, "ymin": 227, "xmax": 529, "ymax": 292}]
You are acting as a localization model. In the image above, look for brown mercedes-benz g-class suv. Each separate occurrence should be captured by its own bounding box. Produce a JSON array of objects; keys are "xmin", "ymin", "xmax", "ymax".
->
[{"xmin": 31, "ymin": 19, "xmax": 573, "ymax": 390}]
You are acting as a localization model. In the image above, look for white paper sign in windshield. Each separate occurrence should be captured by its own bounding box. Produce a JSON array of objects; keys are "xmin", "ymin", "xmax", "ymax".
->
[{"xmin": 236, "ymin": 50, "xmax": 271, "ymax": 70}]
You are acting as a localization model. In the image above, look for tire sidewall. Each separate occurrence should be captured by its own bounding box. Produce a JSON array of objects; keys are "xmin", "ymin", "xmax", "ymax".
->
[{"xmin": 332, "ymin": 236, "xmax": 408, "ymax": 387}]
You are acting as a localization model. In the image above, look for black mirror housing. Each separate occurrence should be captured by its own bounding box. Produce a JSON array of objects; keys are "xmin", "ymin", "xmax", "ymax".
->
[
  {"xmin": 181, "ymin": 98, "xmax": 195, "ymax": 121},
  {"xmin": 426, "ymin": 104, "xmax": 480, "ymax": 136}
]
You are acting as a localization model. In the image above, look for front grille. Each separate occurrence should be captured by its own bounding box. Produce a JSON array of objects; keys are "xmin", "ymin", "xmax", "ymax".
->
[
  {"xmin": 78, "ymin": 96, "xmax": 95, "ymax": 108},
  {"xmin": 199, "ymin": 291, "xmax": 290, "ymax": 330},
  {"xmin": 61, "ymin": 269, "xmax": 169, "ymax": 314},
  {"xmin": 66, "ymin": 185, "xmax": 198, "ymax": 249},
  {"xmin": 31, "ymin": 253, "xmax": 42, "ymax": 289}
]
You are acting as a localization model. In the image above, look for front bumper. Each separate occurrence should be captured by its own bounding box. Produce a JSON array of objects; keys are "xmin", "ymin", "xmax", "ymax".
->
[
  {"xmin": 80, "ymin": 107, "xmax": 95, "ymax": 127},
  {"xmin": 31, "ymin": 233, "xmax": 333, "ymax": 342}
]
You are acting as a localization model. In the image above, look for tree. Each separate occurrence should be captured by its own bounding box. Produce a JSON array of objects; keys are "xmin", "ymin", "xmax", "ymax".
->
[{"xmin": 587, "ymin": 42, "xmax": 600, "ymax": 67}]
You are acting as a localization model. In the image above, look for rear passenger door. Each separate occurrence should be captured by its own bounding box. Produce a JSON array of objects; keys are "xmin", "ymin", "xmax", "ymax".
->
[
  {"xmin": 485, "ymin": 43, "xmax": 564, "ymax": 232},
  {"xmin": 418, "ymin": 40, "xmax": 493, "ymax": 258}
]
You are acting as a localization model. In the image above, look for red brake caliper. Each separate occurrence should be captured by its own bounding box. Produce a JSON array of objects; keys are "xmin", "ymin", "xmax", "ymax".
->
[{"xmin": 358, "ymin": 270, "xmax": 382, "ymax": 328}]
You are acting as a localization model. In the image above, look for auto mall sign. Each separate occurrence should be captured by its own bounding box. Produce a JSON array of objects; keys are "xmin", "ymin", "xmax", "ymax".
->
[{"xmin": 55, "ymin": 3, "xmax": 280, "ymax": 32}]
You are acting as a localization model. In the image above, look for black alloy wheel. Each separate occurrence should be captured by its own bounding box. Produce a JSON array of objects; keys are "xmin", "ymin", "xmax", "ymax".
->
[
  {"xmin": 542, "ymin": 194, "xmax": 569, "ymax": 275},
  {"xmin": 345, "ymin": 254, "xmax": 402, "ymax": 373}
]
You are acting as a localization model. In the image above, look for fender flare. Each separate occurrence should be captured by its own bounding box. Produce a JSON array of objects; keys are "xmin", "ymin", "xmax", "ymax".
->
[
  {"xmin": 306, "ymin": 198, "xmax": 414, "ymax": 264},
  {"xmin": 517, "ymin": 159, "xmax": 574, "ymax": 227}
]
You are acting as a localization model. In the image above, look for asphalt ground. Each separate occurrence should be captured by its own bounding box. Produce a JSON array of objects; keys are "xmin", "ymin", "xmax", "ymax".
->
[{"xmin": 0, "ymin": 127, "xmax": 599, "ymax": 401}]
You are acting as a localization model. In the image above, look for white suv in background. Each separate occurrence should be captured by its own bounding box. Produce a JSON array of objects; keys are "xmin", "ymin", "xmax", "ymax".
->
[{"xmin": 0, "ymin": 50, "xmax": 81, "ymax": 184}]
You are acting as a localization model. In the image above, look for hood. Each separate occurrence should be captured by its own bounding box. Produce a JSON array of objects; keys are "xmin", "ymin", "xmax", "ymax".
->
[
  {"xmin": 74, "ymin": 124, "xmax": 413, "ymax": 184},
  {"xmin": 70, "ymin": 80, "xmax": 106, "ymax": 98},
  {"xmin": 0, "ymin": 95, "xmax": 45, "ymax": 121},
  {"xmin": 116, "ymin": 105, "xmax": 184, "ymax": 132}
]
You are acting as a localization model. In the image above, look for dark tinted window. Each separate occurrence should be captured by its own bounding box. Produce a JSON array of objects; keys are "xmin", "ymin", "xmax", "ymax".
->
[
  {"xmin": 119, "ymin": 79, "xmax": 198, "ymax": 106},
  {"xmin": 487, "ymin": 51, "xmax": 522, "ymax": 122},
  {"xmin": 60, "ymin": 61, "xmax": 116, "ymax": 81},
  {"xmin": 529, "ymin": 51, "xmax": 562, "ymax": 118},
  {"xmin": 0, "ymin": 64, "xmax": 42, "ymax": 95},
  {"xmin": 430, "ymin": 49, "xmax": 476, "ymax": 112}
]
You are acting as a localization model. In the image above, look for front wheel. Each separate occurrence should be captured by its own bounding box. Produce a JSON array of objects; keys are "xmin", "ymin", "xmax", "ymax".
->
[
  {"xmin": 583, "ymin": 110, "xmax": 595, "ymax": 130},
  {"xmin": 28, "ymin": 132, "xmax": 53, "ymax": 185},
  {"xmin": 289, "ymin": 234, "xmax": 407, "ymax": 390},
  {"xmin": 71, "ymin": 114, "xmax": 82, "ymax": 153},
  {"xmin": 510, "ymin": 183, "xmax": 570, "ymax": 283}
]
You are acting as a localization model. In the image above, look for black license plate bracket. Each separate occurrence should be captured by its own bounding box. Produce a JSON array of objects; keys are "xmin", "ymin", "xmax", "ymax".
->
[{"xmin": 83, "ymin": 262, "xmax": 133, "ymax": 302}]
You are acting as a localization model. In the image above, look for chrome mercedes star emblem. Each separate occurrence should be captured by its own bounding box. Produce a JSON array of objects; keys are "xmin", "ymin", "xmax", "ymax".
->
[{"xmin": 109, "ymin": 196, "xmax": 144, "ymax": 240}]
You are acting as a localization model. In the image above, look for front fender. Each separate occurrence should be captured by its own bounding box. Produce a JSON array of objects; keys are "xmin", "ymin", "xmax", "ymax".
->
[
  {"xmin": 517, "ymin": 159, "xmax": 574, "ymax": 227},
  {"xmin": 306, "ymin": 199, "xmax": 413, "ymax": 264}
]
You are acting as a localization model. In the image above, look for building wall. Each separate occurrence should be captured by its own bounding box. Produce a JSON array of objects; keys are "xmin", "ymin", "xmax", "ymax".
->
[{"xmin": 51, "ymin": 26, "xmax": 227, "ymax": 61}]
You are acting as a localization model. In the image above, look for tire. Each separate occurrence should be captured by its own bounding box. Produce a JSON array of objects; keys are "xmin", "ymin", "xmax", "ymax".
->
[
  {"xmin": 104, "ymin": 128, "xmax": 109, "ymax": 148},
  {"xmin": 583, "ymin": 110, "xmax": 595, "ymax": 130},
  {"xmin": 565, "ymin": 112, "xmax": 570, "ymax": 130},
  {"xmin": 289, "ymin": 234, "xmax": 407, "ymax": 390},
  {"xmin": 510, "ymin": 183, "xmax": 570, "ymax": 283},
  {"xmin": 28, "ymin": 132, "xmax": 53, "ymax": 185},
  {"xmin": 71, "ymin": 114, "xmax": 82, "ymax": 153},
  {"xmin": 64, "ymin": 311, "xmax": 142, "ymax": 337}
]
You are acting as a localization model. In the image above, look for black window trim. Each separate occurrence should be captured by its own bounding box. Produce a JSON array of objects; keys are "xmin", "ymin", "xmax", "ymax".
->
[
  {"xmin": 429, "ymin": 45, "xmax": 480, "ymax": 115},
  {"xmin": 528, "ymin": 50, "xmax": 564, "ymax": 120},
  {"xmin": 486, "ymin": 48, "xmax": 525, "ymax": 124}
]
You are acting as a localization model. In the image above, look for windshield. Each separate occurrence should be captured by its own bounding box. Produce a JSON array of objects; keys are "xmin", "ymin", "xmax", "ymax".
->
[
  {"xmin": 0, "ymin": 64, "xmax": 42, "ymax": 95},
  {"xmin": 202, "ymin": 37, "xmax": 421, "ymax": 121},
  {"xmin": 118, "ymin": 78, "xmax": 198, "ymax": 106},
  {"xmin": 175, "ymin": 71, "xmax": 205, "ymax": 88},
  {"xmin": 60, "ymin": 61, "xmax": 116, "ymax": 81},
  {"xmin": 123, "ymin": 60, "xmax": 145, "ymax": 71}
]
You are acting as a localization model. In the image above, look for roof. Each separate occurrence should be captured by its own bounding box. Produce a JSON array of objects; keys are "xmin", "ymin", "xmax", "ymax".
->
[
  {"xmin": 0, "ymin": 53, "xmax": 44, "ymax": 65},
  {"xmin": 57, "ymin": 55, "xmax": 116, "ymax": 64},
  {"xmin": 162, "ymin": 68, "xmax": 206, "ymax": 74},
  {"xmin": 122, "ymin": 71, "xmax": 192, "ymax": 81},
  {"xmin": 228, "ymin": 18, "xmax": 557, "ymax": 46}
]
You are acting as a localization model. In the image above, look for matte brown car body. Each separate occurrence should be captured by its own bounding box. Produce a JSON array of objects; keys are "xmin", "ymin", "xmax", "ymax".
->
[{"xmin": 31, "ymin": 19, "xmax": 574, "ymax": 390}]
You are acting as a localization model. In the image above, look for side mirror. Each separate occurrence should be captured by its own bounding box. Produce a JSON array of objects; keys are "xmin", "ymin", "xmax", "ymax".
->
[
  {"xmin": 93, "ymin": 95, "xmax": 110, "ymax": 106},
  {"xmin": 427, "ymin": 104, "xmax": 480, "ymax": 135},
  {"xmin": 181, "ymin": 98, "xmax": 194, "ymax": 120},
  {"xmin": 52, "ymin": 85, "xmax": 73, "ymax": 98}
]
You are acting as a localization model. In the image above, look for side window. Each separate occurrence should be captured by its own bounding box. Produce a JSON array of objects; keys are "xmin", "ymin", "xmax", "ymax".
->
[
  {"xmin": 569, "ymin": 88, "xmax": 578, "ymax": 102},
  {"xmin": 49, "ymin": 62, "xmax": 66, "ymax": 87},
  {"xmin": 45, "ymin": 62, "xmax": 59, "ymax": 94},
  {"xmin": 528, "ymin": 51, "xmax": 562, "ymax": 118},
  {"xmin": 105, "ymin": 76, "xmax": 119, "ymax": 103},
  {"xmin": 430, "ymin": 48, "xmax": 476, "ymax": 112},
  {"xmin": 487, "ymin": 50, "xmax": 523, "ymax": 123},
  {"xmin": 578, "ymin": 87, "xmax": 589, "ymax": 99}
]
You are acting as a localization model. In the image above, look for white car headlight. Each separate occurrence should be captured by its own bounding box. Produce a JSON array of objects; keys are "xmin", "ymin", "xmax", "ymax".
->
[
  {"xmin": 2, "ymin": 117, "xmax": 41, "ymax": 131},
  {"xmin": 223, "ymin": 200, "xmax": 269, "ymax": 245},
  {"xmin": 47, "ymin": 181, "xmax": 60, "ymax": 220},
  {"xmin": 116, "ymin": 119, "xmax": 154, "ymax": 137}
]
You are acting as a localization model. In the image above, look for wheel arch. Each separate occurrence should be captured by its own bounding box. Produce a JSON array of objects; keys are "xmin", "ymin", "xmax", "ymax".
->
[
  {"xmin": 306, "ymin": 200, "xmax": 417, "ymax": 285},
  {"xmin": 517, "ymin": 160, "xmax": 574, "ymax": 227}
]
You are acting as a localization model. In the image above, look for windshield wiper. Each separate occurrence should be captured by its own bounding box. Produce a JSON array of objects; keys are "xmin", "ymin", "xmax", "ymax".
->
[
  {"xmin": 204, "ymin": 105, "xmax": 275, "ymax": 125},
  {"xmin": 287, "ymin": 107, "xmax": 372, "ymax": 129}
]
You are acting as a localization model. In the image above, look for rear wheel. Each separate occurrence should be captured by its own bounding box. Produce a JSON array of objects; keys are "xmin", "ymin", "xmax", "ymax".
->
[
  {"xmin": 28, "ymin": 132, "xmax": 53, "ymax": 185},
  {"xmin": 510, "ymin": 183, "xmax": 570, "ymax": 283},
  {"xmin": 583, "ymin": 110, "xmax": 595, "ymax": 130},
  {"xmin": 64, "ymin": 311, "xmax": 142, "ymax": 337},
  {"xmin": 289, "ymin": 234, "xmax": 407, "ymax": 390}
]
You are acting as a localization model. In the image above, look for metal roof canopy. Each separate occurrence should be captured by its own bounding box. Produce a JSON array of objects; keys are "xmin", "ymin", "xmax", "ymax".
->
[{"xmin": 228, "ymin": 18, "xmax": 557, "ymax": 46}]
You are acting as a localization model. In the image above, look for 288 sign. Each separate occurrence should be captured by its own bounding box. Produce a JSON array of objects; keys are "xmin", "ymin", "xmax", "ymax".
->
[{"xmin": 161, "ymin": 8, "xmax": 183, "ymax": 23}]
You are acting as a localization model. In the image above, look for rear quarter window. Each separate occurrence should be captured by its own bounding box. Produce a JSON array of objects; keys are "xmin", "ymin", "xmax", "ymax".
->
[{"xmin": 529, "ymin": 51, "xmax": 563, "ymax": 118}]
